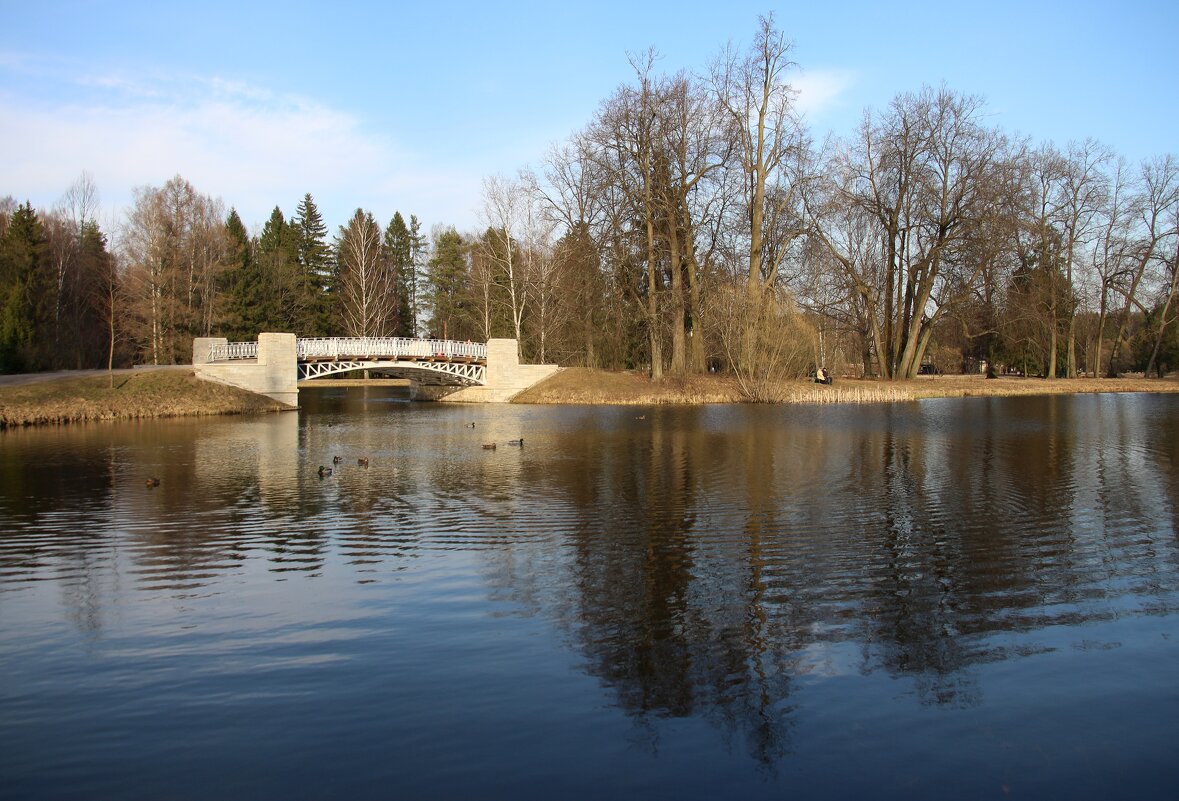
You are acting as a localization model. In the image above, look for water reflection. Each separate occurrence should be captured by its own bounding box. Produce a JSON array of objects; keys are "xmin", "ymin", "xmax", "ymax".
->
[{"xmin": 1, "ymin": 392, "xmax": 1178, "ymax": 796}]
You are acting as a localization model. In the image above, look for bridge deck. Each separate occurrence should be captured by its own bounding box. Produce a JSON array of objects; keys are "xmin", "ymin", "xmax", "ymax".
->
[{"xmin": 205, "ymin": 337, "xmax": 488, "ymax": 387}]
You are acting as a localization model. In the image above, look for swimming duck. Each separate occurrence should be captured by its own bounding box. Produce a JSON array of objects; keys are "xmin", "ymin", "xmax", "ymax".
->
[
  {"xmin": 333, "ymin": 455, "xmax": 343, "ymax": 464},
  {"xmin": 507, "ymin": 438, "xmax": 524, "ymax": 447},
  {"xmin": 357, "ymin": 457, "xmax": 369, "ymax": 467},
  {"xmin": 146, "ymin": 477, "xmax": 160, "ymax": 488},
  {"xmin": 466, "ymin": 422, "xmax": 476, "ymax": 428},
  {"xmin": 318, "ymin": 465, "xmax": 333, "ymax": 478},
  {"xmin": 482, "ymin": 443, "xmax": 497, "ymax": 450}
]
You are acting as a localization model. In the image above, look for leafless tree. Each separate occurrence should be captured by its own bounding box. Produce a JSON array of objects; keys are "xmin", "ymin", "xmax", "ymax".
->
[
  {"xmin": 1105, "ymin": 155, "xmax": 1178, "ymax": 375},
  {"xmin": 811, "ymin": 87, "xmax": 1005, "ymax": 379},
  {"xmin": 121, "ymin": 176, "xmax": 225, "ymax": 364},
  {"xmin": 336, "ymin": 208, "xmax": 395, "ymax": 338},
  {"xmin": 711, "ymin": 14, "xmax": 812, "ymax": 372}
]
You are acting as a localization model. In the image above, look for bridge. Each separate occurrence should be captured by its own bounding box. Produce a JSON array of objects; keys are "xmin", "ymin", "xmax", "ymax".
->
[{"xmin": 193, "ymin": 333, "xmax": 558, "ymax": 405}]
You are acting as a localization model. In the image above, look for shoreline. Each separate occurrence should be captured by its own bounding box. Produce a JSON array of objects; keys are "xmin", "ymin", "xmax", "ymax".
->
[
  {"xmin": 2, "ymin": 367, "xmax": 1177, "ymax": 429},
  {"xmin": 0, "ymin": 369, "xmax": 292, "ymax": 429},
  {"xmin": 509, "ymin": 367, "xmax": 1179, "ymax": 405}
]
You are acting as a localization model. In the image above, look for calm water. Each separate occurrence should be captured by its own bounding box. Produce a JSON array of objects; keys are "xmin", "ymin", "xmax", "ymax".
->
[{"xmin": 1, "ymin": 390, "xmax": 1177, "ymax": 800}]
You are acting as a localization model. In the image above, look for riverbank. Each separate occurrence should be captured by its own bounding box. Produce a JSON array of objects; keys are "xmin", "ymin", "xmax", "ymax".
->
[
  {"xmin": 3, "ymin": 367, "xmax": 1177, "ymax": 428},
  {"xmin": 512, "ymin": 367, "xmax": 1179, "ymax": 404},
  {"xmin": 0, "ymin": 369, "xmax": 292, "ymax": 428}
]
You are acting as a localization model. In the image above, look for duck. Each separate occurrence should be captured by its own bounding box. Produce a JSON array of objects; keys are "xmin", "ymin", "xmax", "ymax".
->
[
  {"xmin": 507, "ymin": 438, "xmax": 524, "ymax": 447},
  {"xmin": 145, "ymin": 477, "xmax": 160, "ymax": 488},
  {"xmin": 357, "ymin": 457, "xmax": 369, "ymax": 467},
  {"xmin": 332, "ymin": 455, "xmax": 343, "ymax": 464},
  {"xmin": 318, "ymin": 465, "xmax": 333, "ymax": 478},
  {"xmin": 466, "ymin": 422, "xmax": 476, "ymax": 428},
  {"xmin": 482, "ymin": 443, "xmax": 497, "ymax": 450}
]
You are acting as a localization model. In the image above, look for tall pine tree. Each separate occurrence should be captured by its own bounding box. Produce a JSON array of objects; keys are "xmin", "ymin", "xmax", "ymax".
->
[
  {"xmin": 425, "ymin": 227, "xmax": 469, "ymax": 341},
  {"xmin": 255, "ymin": 206, "xmax": 302, "ymax": 332},
  {"xmin": 383, "ymin": 212, "xmax": 413, "ymax": 337},
  {"xmin": 221, "ymin": 208, "xmax": 263, "ymax": 339},
  {"xmin": 0, "ymin": 203, "xmax": 51, "ymax": 372},
  {"xmin": 294, "ymin": 193, "xmax": 332, "ymax": 335}
]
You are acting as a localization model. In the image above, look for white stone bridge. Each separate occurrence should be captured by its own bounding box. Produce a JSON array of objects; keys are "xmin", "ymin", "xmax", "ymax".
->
[{"xmin": 194, "ymin": 334, "xmax": 558, "ymax": 405}]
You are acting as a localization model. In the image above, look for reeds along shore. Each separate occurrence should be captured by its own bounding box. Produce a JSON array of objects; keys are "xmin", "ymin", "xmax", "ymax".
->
[{"xmin": 510, "ymin": 368, "xmax": 1179, "ymax": 405}]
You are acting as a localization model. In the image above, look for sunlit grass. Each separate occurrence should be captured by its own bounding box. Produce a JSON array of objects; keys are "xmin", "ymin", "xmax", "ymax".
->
[{"xmin": 0, "ymin": 370, "xmax": 290, "ymax": 428}]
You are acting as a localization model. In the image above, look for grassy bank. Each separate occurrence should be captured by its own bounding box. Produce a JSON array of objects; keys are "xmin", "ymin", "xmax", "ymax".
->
[
  {"xmin": 512, "ymin": 367, "xmax": 1179, "ymax": 405},
  {"xmin": 0, "ymin": 370, "xmax": 291, "ymax": 428}
]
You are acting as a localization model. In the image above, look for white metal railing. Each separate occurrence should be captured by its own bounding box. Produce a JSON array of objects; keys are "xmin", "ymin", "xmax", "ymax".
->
[
  {"xmin": 206, "ymin": 337, "xmax": 487, "ymax": 362},
  {"xmin": 296, "ymin": 337, "xmax": 487, "ymax": 362},
  {"xmin": 209, "ymin": 341, "xmax": 258, "ymax": 361}
]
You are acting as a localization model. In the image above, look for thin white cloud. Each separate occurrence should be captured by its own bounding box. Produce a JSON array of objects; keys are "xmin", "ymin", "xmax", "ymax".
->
[
  {"xmin": 0, "ymin": 63, "xmax": 479, "ymax": 233},
  {"xmin": 793, "ymin": 67, "xmax": 858, "ymax": 120}
]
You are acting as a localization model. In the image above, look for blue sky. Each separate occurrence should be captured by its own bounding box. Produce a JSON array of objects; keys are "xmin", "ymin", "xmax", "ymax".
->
[{"xmin": 1, "ymin": 0, "xmax": 1175, "ymax": 237}]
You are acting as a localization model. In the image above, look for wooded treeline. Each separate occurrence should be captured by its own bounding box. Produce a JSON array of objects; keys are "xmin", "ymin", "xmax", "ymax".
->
[{"xmin": 2, "ymin": 16, "xmax": 1176, "ymax": 386}]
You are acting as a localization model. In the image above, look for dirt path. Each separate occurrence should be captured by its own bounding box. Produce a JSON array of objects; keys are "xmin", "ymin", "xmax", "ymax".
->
[{"xmin": 0, "ymin": 366, "xmax": 190, "ymax": 388}]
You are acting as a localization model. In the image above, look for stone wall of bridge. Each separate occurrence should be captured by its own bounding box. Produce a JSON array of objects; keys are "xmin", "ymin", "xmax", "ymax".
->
[{"xmin": 193, "ymin": 333, "xmax": 299, "ymax": 406}]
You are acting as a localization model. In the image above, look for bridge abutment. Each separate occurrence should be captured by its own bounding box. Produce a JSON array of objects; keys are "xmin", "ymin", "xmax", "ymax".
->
[
  {"xmin": 194, "ymin": 333, "xmax": 299, "ymax": 406},
  {"xmin": 439, "ymin": 338, "xmax": 559, "ymax": 402}
]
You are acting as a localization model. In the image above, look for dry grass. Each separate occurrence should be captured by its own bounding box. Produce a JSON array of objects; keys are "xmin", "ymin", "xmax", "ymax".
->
[
  {"xmin": 513, "ymin": 368, "xmax": 745, "ymax": 404},
  {"xmin": 514, "ymin": 367, "xmax": 1179, "ymax": 406},
  {"xmin": 0, "ymin": 370, "xmax": 291, "ymax": 428}
]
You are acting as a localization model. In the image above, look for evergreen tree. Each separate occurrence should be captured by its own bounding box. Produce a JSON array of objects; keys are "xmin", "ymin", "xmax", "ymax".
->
[
  {"xmin": 221, "ymin": 208, "xmax": 262, "ymax": 339},
  {"xmin": 383, "ymin": 212, "xmax": 413, "ymax": 336},
  {"xmin": 425, "ymin": 227, "xmax": 469, "ymax": 340},
  {"xmin": 294, "ymin": 193, "xmax": 332, "ymax": 335},
  {"xmin": 0, "ymin": 203, "xmax": 51, "ymax": 372},
  {"xmin": 76, "ymin": 221, "xmax": 121, "ymax": 371},
  {"xmin": 255, "ymin": 206, "xmax": 302, "ymax": 332}
]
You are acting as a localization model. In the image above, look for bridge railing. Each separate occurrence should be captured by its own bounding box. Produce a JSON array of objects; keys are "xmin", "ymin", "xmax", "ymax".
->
[
  {"xmin": 208, "ymin": 341, "xmax": 258, "ymax": 361},
  {"xmin": 297, "ymin": 337, "xmax": 487, "ymax": 362},
  {"xmin": 206, "ymin": 336, "xmax": 488, "ymax": 363}
]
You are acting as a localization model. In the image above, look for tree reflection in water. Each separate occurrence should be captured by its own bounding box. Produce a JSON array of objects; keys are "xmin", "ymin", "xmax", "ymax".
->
[{"xmin": 2, "ymin": 393, "xmax": 1177, "ymax": 782}]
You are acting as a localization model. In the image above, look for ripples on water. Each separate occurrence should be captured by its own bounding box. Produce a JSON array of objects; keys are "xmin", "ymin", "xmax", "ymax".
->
[{"xmin": 1, "ymin": 390, "xmax": 1177, "ymax": 800}]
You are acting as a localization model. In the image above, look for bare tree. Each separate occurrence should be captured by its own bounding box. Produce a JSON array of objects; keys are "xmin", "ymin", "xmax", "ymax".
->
[
  {"xmin": 480, "ymin": 174, "xmax": 531, "ymax": 345},
  {"xmin": 48, "ymin": 172, "xmax": 100, "ymax": 361},
  {"xmin": 1106, "ymin": 155, "xmax": 1179, "ymax": 375},
  {"xmin": 711, "ymin": 14, "xmax": 811, "ymax": 371},
  {"xmin": 1057, "ymin": 141, "xmax": 1112, "ymax": 376},
  {"xmin": 121, "ymin": 176, "xmax": 226, "ymax": 364},
  {"xmin": 811, "ymin": 87, "xmax": 1004, "ymax": 379},
  {"xmin": 335, "ymin": 208, "xmax": 394, "ymax": 338},
  {"xmin": 1144, "ymin": 200, "xmax": 1179, "ymax": 375},
  {"xmin": 518, "ymin": 170, "xmax": 559, "ymax": 362}
]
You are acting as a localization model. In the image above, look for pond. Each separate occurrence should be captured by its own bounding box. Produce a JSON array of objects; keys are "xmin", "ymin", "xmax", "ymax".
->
[{"xmin": 1, "ymin": 390, "xmax": 1177, "ymax": 800}]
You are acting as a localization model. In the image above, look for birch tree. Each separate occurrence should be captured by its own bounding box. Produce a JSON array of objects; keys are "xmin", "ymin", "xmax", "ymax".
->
[
  {"xmin": 335, "ymin": 208, "xmax": 394, "ymax": 338},
  {"xmin": 480, "ymin": 174, "xmax": 532, "ymax": 344}
]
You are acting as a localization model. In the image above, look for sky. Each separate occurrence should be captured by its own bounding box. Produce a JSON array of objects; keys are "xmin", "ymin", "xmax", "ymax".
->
[{"xmin": 1, "ymin": 0, "xmax": 1175, "ymax": 240}]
